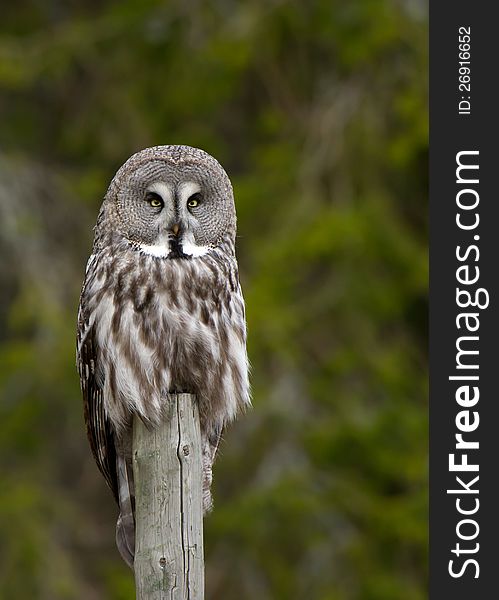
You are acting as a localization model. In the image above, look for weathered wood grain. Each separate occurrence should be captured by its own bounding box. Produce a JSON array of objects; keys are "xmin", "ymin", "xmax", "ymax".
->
[{"xmin": 133, "ymin": 394, "xmax": 204, "ymax": 599}]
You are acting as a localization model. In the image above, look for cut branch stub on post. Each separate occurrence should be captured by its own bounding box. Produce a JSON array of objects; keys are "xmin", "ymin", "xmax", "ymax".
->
[{"xmin": 133, "ymin": 393, "xmax": 204, "ymax": 599}]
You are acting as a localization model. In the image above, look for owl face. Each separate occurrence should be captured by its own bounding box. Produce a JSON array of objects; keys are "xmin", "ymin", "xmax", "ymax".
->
[{"xmin": 104, "ymin": 146, "xmax": 236, "ymax": 258}]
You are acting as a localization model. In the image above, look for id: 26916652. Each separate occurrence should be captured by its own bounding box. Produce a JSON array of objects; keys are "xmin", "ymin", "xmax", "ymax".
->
[{"xmin": 458, "ymin": 26, "xmax": 471, "ymax": 115}]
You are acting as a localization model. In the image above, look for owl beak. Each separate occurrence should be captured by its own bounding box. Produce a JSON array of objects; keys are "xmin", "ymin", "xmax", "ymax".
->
[{"xmin": 171, "ymin": 223, "xmax": 180, "ymax": 237}]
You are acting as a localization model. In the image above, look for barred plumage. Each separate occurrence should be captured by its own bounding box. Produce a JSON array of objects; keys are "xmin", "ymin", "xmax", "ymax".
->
[{"xmin": 77, "ymin": 146, "xmax": 250, "ymax": 567}]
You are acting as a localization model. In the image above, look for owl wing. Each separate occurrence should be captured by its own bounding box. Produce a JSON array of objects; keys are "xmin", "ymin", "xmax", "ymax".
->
[
  {"xmin": 77, "ymin": 298, "xmax": 119, "ymax": 504},
  {"xmin": 77, "ymin": 268, "xmax": 135, "ymax": 568}
]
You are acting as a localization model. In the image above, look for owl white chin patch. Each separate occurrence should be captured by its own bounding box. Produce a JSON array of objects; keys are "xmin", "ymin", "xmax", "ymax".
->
[
  {"xmin": 138, "ymin": 241, "xmax": 170, "ymax": 258},
  {"xmin": 138, "ymin": 240, "xmax": 209, "ymax": 258},
  {"xmin": 181, "ymin": 241, "xmax": 210, "ymax": 257}
]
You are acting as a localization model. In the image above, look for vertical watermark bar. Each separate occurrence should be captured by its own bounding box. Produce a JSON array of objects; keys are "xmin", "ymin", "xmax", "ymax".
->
[{"xmin": 431, "ymin": 3, "xmax": 499, "ymax": 597}]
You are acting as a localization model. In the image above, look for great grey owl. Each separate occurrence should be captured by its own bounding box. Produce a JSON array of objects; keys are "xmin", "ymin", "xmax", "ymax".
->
[{"xmin": 76, "ymin": 145, "xmax": 250, "ymax": 567}]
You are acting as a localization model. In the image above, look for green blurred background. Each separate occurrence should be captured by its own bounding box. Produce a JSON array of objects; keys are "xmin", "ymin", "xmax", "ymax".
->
[{"xmin": 0, "ymin": 1, "xmax": 427, "ymax": 598}]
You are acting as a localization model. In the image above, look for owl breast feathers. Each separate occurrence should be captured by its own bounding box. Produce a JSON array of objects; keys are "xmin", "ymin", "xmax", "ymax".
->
[{"xmin": 76, "ymin": 145, "xmax": 250, "ymax": 567}]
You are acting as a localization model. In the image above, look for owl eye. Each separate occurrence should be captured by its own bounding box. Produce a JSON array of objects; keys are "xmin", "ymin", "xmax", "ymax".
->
[
  {"xmin": 187, "ymin": 194, "xmax": 201, "ymax": 209},
  {"xmin": 146, "ymin": 193, "xmax": 164, "ymax": 209}
]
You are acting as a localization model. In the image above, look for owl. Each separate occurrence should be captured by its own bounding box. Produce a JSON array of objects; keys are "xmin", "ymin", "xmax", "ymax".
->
[{"xmin": 76, "ymin": 145, "xmax": 250, "ymax": 567}]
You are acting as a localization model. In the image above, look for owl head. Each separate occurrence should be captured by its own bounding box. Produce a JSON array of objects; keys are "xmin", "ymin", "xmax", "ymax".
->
[{"xmin": 97, "ymin": 145, "xmax": 236, "ymax": 258}]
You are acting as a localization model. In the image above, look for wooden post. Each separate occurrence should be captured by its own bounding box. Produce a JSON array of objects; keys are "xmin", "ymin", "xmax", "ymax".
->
[{"xmin": 133, "ymin": 393, "xmax": 204, "ymax": 599}]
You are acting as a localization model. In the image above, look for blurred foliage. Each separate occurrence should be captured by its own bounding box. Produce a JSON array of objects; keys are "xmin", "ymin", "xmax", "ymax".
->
[{"xmin": 0, "ymin": 0, "xmax": 427, "ymax": 598}]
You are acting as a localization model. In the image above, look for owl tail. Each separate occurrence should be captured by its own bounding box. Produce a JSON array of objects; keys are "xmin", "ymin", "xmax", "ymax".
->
[{"xmin": 115, "ymin": 453, "xmax": 135, "ymax": 569}]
